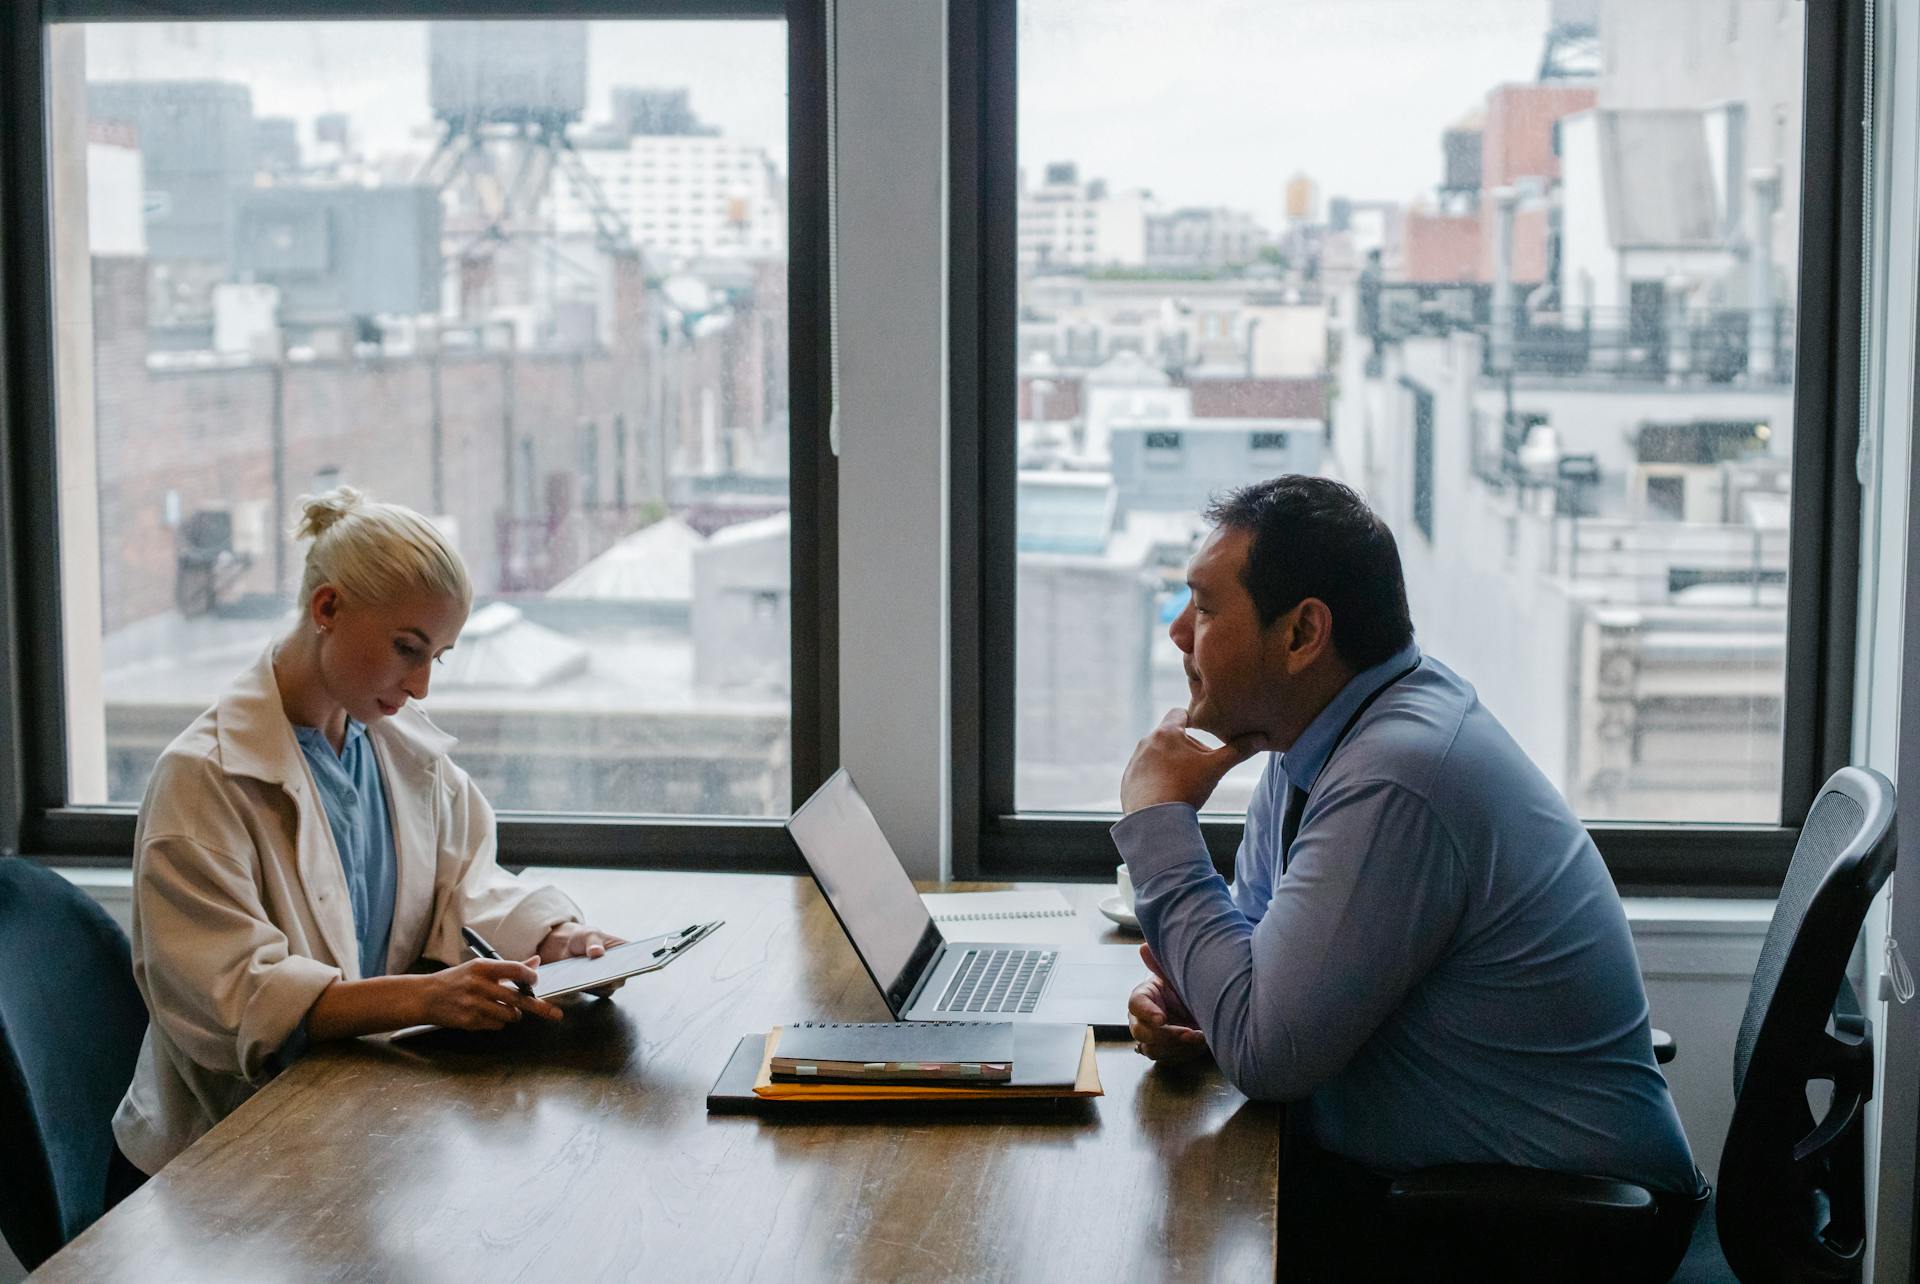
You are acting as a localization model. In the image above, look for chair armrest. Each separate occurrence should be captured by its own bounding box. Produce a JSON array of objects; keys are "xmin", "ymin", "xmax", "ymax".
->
[
  {"xmin": 1387, "ymin": 1165, "xmax": 1658, "ymax": 1233},
  {"xmin": 1651, "ymin": 1027, "xmax": 1675, "ymax": 1064}
]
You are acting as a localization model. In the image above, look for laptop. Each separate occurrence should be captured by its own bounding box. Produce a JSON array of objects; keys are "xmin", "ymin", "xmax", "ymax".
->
[{"xmin": 787, "ymin": 769, "xmax": 1147, "ymax": 1037}]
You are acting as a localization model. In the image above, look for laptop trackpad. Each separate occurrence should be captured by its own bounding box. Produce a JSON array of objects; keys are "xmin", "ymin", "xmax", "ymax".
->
[{"xmin": 1047, "ymin": 963, "xmax": 1146, "ymax": 999}]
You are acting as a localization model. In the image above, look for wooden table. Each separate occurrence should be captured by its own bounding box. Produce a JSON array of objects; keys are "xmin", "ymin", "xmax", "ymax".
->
[{"xmin": 35, "ymin": 872, "xmax": 1279, "ymax": 1283}]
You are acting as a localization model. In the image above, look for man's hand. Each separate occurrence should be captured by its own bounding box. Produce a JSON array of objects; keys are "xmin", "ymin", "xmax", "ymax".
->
[
  {"xmin": 1120, "ymin": 708, "xmax": 1268, "ymax": 815},
  {"xmin": 1128, "ymin": 943, "xmax": 1210, "ymax": 1064},
  {"xmin": 538, "ymin": 923, "xmax": 631, "ymax": 997}
]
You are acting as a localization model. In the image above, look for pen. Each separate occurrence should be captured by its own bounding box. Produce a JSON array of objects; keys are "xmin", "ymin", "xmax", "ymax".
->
[
  {"xmin": 654, "ymin": 922, "xmax": 704, "ymax": 958},
  {"xmin": 461, "ymin": 925, "xmax": 536, "ymax": 998}
]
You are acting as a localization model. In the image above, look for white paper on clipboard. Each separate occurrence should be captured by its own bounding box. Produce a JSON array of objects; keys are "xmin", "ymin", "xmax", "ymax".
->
[{"xmin": 532, "ymin": 920, "xmax": 724, "ymax": 998}]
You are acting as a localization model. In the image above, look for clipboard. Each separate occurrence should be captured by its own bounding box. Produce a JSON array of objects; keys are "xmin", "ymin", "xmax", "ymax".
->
[
  {"xmin": 532, "ymin": 920, "xmax": 723, "ymax": 998},
  {"xmin": 384, "ymin": 921, "xmax": 725, "ymax": 1042}
]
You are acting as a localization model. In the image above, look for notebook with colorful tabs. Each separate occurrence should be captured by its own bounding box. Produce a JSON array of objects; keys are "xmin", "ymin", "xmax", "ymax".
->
[{"xmin": 769, "ymin": 1021, "xmax": 1014, "ymax": 1084}]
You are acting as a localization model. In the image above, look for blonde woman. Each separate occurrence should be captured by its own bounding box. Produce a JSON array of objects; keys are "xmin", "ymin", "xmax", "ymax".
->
[{"xmin": 111, "ymin": 487, "xmax": 623, "ymax": 1189}]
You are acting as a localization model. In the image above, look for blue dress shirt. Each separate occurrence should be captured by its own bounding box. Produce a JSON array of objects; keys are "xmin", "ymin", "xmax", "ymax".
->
[
  {"xmin": 269, "ymin": 719, "xmax": 399, "ymax": 1072},
  {"xmin": 293, "ymin": 719, "xmax": 399, "ymax": 981},
  {"xmin": 1111, "ymin": 644, "xmax": 1702, "ymax": 1196}
]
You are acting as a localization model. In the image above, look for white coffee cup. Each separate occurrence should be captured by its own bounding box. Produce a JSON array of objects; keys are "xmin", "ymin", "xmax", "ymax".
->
[{"xmin": 1115, "ymin": 863, "xmax": 1135, "ymax": 914}]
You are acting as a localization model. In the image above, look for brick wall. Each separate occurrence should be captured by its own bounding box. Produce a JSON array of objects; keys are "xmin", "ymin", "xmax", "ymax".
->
[{"xmin": 85, "ymin": 254, "xmax": 704, "ymax": 634}]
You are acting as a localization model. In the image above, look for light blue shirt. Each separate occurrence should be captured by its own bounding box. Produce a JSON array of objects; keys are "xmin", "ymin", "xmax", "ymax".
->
[
  {"xmin": 293, "ymin": 719, "xmax": 399, "ymax": 981},
  {"xmin": 1112, "ymin": 644, "xmax": 1702, "ymax": 1195}
]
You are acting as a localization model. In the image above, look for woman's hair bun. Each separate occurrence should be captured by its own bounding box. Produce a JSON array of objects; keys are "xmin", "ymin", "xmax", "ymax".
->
[{"xmin": 294, "ymin": 486, "xmax": 366, "ymax": 542}]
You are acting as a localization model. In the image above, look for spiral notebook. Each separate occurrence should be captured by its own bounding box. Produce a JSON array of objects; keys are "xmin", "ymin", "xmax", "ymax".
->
[{"xmin": 917, "ymin": 890, "xmax": 1088, "ymax": 944}]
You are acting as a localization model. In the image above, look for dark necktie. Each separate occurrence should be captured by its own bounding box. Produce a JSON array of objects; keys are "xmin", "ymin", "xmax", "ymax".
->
[{"xmin": 1280, "ymin": 783, "xmax": 1308, "ymax": 874}]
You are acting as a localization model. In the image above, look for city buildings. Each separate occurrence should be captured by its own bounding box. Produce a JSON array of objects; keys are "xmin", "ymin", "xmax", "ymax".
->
[
  {"xmin": 1004, "ymin": 0, "xmax": 1803, "ymax": 828},
  {"xmin": 61, "ymin": 29, "xmax": 796, "ymax": 817},
  {"xmin": 1323, "ymin": 0, "xmax": 1799, "ymax": 823},
  {"xmin": 1017, "ymin": 162, "xmax": 1156, "ymax": 270},
  {"xmin": 552, "ymin": 124, "xmax": 786, "ymax": 264},
  {"xmin": 62, "ymin": 3, "xmax": 1808, "ymax": 829},
  {"xmin": 1144, "ymin": 206, "xmax": 1269, "ymax": 273}
]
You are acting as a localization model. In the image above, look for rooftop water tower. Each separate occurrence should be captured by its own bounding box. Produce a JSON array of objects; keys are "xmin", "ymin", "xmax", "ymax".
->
[
  {"xmin": 1539, "ymin": 0, "xmax": 1599, "ymax": 80},
  {"xmin": 418, "ymin": 21, "xmax": 629, "ymax": 318}
]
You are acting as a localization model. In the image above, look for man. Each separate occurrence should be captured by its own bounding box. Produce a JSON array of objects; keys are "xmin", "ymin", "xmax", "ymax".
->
[{"xmin": 1112, "ymin": 476, "xmax": 1702, "ymax": 1270}]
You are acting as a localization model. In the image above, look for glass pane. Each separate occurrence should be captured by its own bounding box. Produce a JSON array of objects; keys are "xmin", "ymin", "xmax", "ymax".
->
[
  {"xmin": 49, "ymin": 19, "xmax": 793, "ymax": 816},
  {"xmin": 1015, "ymin": 0, "xmax": 1800, "ymax": 824}
]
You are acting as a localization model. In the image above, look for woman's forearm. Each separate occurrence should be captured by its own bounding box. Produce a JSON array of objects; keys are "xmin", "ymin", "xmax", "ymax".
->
[{"xmin": 304, "ymin": 975, "xmax": 426, "ymax": 1041}]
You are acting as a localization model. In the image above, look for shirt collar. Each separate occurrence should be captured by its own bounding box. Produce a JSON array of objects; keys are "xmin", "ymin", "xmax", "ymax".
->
[
  {"xmin": 292, "ymin": 718, "xmax": 367, "ymax": 760},
  {"xmin": 1278, "ymin": 642, "xmax": 1421, "ymax": 793},
  {"xmin": 217, "ymin": 643, "xmax": 456, "ymax": 785}
]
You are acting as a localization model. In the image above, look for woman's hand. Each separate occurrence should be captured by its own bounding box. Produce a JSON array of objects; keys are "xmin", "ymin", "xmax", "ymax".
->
[
  {"xmin": 411, "ymin": 957, "xmax": 565, "ymax": 1030},
  {"xmin": 538, "ymin": 922, "xmax": 631, "ymax": 997}
]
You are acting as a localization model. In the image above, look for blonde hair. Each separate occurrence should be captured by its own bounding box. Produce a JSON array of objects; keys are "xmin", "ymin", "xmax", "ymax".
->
[{"xmin": 294, "ymin": 486, "xmax": 472, "ymax": 611}]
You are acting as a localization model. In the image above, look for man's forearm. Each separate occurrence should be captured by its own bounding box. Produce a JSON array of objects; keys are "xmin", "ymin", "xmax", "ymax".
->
[{"xmin": 1112, "ymin": 802, "xmax": 1316, "ymax": 1099}]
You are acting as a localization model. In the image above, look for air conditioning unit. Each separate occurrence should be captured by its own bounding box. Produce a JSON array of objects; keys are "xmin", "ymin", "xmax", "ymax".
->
[{"xmin": 230, "ymin": 499, "xmax": 270, "ymax": 561}]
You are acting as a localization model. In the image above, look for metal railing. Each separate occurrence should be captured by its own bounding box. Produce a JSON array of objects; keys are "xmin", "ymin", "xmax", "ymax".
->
[
  {"xmin": 1493, "ymin": 306, "xmax": 1795, "ymax": 385},
  {"xmin": 1554, "ymin": 517, "xmax": 1791, "ymax": 606},
  {"xmin": 1361, "ymin": 281, "xmax": 1795, "ymax": 386}
]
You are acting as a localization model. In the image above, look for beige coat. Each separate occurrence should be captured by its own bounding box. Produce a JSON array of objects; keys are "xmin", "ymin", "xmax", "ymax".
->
[{"xmin": 112, "ymin": 647, "xmax": 581, "ymax": 1173}]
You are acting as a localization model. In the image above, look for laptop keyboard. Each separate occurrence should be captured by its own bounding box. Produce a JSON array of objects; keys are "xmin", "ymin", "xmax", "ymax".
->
[{"xmin": 934, "ymin": 948, "xmax": 1057, "ymax": 1015}]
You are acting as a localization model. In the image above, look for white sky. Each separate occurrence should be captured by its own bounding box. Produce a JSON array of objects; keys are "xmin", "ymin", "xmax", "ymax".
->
[
  {"xmin": 81, "ymin": 5, "xmax": 1550, "ymax": 226},
  {"xmin": 82, "ymin": 20, "xmax": 791, "ymax": 171},
  {"xmin": 1019, "ymin": 0, "xmax": 1549, "ymax": 221}
]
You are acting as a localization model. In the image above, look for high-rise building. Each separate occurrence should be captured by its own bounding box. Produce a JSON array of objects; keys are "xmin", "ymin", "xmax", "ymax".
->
[
  {"xmin": 87, "ymin": 80, "xmax": 255, "ymax": 266},
  {"xmin": 610, "ymin": 87, "xmax": 717, "ymax": 139},
  {"xmin": 1018, "ymin": 163, "xmax": 1154, "ymax": 270},
  {"xmin": 555, "ymin": 133, "xmax": 785, "ymax": 262},
  {"xmin": 1143, "ymin": 207, "xmax": 1269, "ymax": 271}
]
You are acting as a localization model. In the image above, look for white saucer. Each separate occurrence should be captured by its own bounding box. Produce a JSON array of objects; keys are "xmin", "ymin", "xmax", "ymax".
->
[{"xmin": 1098, "ymin": 894, "xmax": 1141, "ymax": 932}]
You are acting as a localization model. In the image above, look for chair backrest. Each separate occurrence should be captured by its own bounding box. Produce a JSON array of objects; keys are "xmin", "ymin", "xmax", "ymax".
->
[
  {"xmin": 1717, "ymin": 766, "xmax": 1896, "ymax": 1284},
  {"xmin": 0, "ymin": 859, "xmax": 149, "ymax": 1271}
]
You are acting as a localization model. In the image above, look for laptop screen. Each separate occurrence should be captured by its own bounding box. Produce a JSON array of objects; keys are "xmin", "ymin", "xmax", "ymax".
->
[{"xmin": 787, "ymin": 769, "xmax": 940, "ymax": 1010}]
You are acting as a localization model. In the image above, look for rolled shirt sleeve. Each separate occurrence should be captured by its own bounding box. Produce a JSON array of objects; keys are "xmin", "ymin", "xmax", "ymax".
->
[
  {"xmin": 1113, "ymin": 775, "xmax": 1466, "ymax": 1102},
  {"xmin": 134, "ymin": 833, "xmax": 342, "ymax": 1085}
]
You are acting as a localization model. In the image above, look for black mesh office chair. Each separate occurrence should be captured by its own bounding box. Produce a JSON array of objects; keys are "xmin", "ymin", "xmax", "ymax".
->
[{"xmin": 1377, "ymin": 766, "xmax": 1897, "ymax": 1283}]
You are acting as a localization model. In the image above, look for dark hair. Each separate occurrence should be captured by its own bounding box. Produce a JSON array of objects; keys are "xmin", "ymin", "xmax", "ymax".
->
[{"xmin": 1202, "ymin": 475, "xmax": 1415, "ymax": 670}]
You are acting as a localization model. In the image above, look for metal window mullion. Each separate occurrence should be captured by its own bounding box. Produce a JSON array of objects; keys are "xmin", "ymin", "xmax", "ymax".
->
[
  {"xmin": 788, "ymin": 0, "xmax": 837, "ymax": 808},
  {"xmin": 975, "ymin": 813, "xmax": 1795, "ymax": 895},
  {"xmin": 2, "ymin": 7, "xmax": 71, "ymax": 854},
  {"xmin": 1782, "ymin": 0, "xmax": 1868, "ymax": 828},
  {"xmin": 42, "ymin": 1, "xmax": 786, "ymax": 21}
]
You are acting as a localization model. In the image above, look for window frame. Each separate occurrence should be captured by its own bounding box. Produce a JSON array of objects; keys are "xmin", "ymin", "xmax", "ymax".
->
[
  {"xmin": 0, "ymin": 0, "xmax": 833, "ymax": 874},
  {"xmin": 949, "ymin": 0, "xmax": 1867, "ymax": 895}
]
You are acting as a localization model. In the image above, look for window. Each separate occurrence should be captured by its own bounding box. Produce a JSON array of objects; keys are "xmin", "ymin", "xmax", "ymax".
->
[
  {"xmin": 960, "ymin": 0, "xmax": 1862, "ymax": 885},
  {"xmin": 2, "ymin": 3, "xmax": 830, "ymax": 868}
]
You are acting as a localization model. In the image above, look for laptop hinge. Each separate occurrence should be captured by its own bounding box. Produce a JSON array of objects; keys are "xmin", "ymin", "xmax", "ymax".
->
[{"xmin": 897, "ymin": 941, "xmax": 948, "ymax": 1016}]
